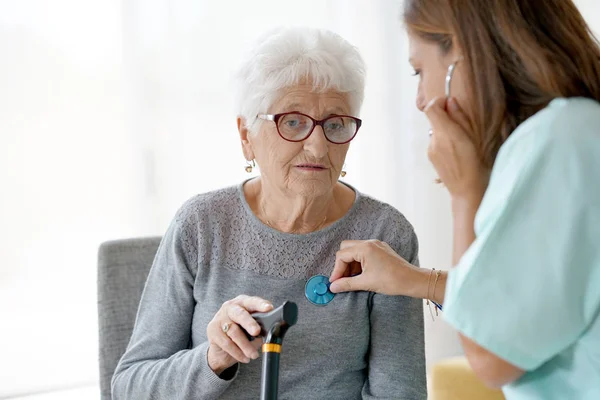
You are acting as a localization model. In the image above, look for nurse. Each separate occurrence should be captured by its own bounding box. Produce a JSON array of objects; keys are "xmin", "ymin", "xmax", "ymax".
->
[{"xmin": 329, "ymin": 1, "xmax": 600, "ymax": 399}]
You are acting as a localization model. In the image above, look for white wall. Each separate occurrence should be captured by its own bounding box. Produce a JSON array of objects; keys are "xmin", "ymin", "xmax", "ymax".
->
[{"xmin": 0, "ymin": 1, "xmax": 148, "ymax": 396}]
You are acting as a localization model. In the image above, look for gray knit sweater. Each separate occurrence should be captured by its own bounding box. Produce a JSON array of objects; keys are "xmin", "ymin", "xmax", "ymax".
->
[{"xmin": 112, "ymin": 181, "xmax": 426, "ymax": 399}]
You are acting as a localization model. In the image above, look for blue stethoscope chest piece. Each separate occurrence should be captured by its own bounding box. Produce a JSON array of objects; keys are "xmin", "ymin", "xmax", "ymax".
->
[{"xmin": 305, "ymin": 274, "xmax": 335, "ymax": 306}]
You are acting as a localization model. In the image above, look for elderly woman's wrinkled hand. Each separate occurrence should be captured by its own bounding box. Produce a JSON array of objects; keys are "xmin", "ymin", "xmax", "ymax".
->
[
  {"xmin": 424, "ymin": 97, "xmax": 488, "ymax": 201},
  {"xmin": 207, "ymin": 295, "xmax": 273, "ymax": 375}
]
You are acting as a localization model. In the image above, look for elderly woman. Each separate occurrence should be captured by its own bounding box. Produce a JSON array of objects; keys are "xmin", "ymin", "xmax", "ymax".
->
[{"xmin": 111, "ymin": 27, "xmax": 426, "ymax": 399}]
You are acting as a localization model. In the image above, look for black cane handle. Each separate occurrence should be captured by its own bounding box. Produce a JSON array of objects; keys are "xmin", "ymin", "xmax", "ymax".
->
[
  {"xmin": 244, "ymin": 301, "xmax": 298, "ymax": 344},
  {"xmin": 242, "ymin": 301, "xmax": 298, "ymax": 400}
]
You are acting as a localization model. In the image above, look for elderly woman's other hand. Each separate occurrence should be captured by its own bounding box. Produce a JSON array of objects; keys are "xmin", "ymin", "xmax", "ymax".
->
[{"xmin": 207, "ymin": 295, "xmax": 273, "ymax": 375}]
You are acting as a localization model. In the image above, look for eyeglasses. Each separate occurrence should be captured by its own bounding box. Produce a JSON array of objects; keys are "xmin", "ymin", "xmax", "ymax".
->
[{"xmin": 257, "ymin": 112, "xmax": 362, "ymax": 144}]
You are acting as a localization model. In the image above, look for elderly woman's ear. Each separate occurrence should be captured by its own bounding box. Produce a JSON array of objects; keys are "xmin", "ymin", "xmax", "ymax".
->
[{"xmin": 237, "ymin": 116, "xmax": 255, "ymax": 161}]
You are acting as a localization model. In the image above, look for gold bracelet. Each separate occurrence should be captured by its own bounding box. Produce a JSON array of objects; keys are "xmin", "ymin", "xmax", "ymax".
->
[
  {"xmin": 426, "ymin": 268, "xmax": 435, "ymax": 321},
  {"xmin": 432, "ymin": 270, "xmax": 442, "ymax": 316}
]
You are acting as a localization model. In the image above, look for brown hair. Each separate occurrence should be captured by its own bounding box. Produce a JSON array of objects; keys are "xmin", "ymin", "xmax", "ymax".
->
[{"xmin": 404, "ymin": 0, "xmax": 600, "ymax": 168}]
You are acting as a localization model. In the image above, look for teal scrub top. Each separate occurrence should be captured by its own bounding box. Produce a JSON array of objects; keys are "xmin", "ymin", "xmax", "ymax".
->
[{"xmin": 443, "ymin": 97, "xmax": 600, "ymax": 399}]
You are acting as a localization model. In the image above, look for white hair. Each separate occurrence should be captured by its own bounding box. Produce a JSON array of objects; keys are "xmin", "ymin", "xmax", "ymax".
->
[{"xmin": 234, "ymin": 26, "xmax": 366, "ymax": 132}]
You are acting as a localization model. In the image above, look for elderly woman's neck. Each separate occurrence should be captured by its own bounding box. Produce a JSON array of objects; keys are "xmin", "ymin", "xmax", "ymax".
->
[{"xmin": 245, "ymin": 178, "xmax": 354, "ymax": 234}]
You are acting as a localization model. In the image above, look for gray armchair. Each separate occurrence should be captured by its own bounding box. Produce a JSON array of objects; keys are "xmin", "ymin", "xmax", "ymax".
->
[{"xmin": 97, "ymin": 237, "xmax": 161, "ymax": 400}]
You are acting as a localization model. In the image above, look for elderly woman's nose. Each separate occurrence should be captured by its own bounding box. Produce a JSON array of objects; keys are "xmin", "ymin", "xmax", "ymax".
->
[{"xmin": 303, "ymin": 126, "xmax": 329, "ymax": 158}]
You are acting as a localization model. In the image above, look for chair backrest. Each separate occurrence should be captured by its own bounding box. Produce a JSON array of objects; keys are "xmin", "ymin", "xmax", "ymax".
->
[{"xmin": 97, "ymin": 237, "xmax": 161, "ymax": 400}]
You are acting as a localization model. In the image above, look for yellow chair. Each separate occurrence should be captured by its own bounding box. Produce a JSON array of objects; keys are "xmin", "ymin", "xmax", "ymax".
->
[{"xmin": 429, "ymin": 357, "xmax": 505, "ymax": 400}]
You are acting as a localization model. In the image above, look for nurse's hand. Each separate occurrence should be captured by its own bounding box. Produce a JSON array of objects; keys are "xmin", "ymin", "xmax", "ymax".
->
[
  {"xmin": 329, "ymin": 240, "xmax": 429, "ymax": 297},
  {"xmin": 425, "ymin": 97, "xmax": 488, "ymax": 201},
  {"xmin": 207, "ymin": 295, "xmax": 273, "ymax": 376}
]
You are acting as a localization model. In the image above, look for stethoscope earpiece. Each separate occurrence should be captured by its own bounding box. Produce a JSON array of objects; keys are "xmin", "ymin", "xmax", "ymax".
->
[{"xmin": 445, "ymin": 59, "xmax": 461, "ymax": 98}]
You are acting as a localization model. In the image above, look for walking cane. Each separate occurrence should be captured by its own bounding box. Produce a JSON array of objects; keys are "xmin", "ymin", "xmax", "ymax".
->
[{"xmin": 247, "ymin": 301, "xmax": 298, "ymax": 400}]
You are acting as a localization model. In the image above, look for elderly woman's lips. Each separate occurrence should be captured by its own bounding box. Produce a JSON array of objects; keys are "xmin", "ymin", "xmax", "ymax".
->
[{"xmin": 296, "ymin": 164, "xmax": 327, "ymax": 170}]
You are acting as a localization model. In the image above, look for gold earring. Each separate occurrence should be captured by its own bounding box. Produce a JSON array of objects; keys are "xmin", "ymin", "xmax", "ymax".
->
[
  {"xmin": 340, "ymin": 164, "xmax": 347, "ymax": 177},
  {"xmin": 245, "ymin": 159, "xmax": 255, "ymax": 173}
]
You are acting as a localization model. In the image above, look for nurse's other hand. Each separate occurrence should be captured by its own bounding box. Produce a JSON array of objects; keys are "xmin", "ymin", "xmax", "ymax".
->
[
  {"xmin": 207, "ymin": 295, "xmax": 273, "ymax": 376},
  {"xmin": 329, "ymin": 240, "xmax": 427, "ymax": 297},
  {"xmin": 425, "ymin": 97, "xmax": 488, "ymax": 201}
]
